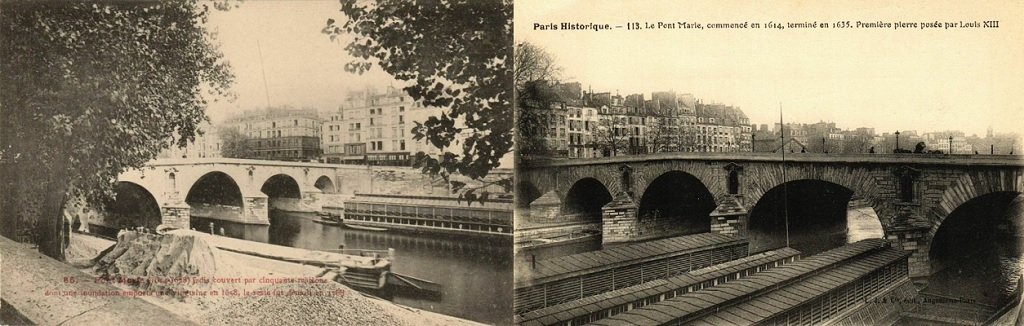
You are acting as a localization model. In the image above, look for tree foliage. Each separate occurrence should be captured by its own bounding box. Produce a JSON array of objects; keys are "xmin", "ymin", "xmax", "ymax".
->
[
  {"xmin": 324, "ymin": 0, "xmax": 513, "ymax": 203},
  {"xmin": 515, "ymin": 43, "xmax": 561, "ymax": 92},
  {"xmin": 218, "ymin": 126, "xmax": 251, "ymax": 159},
  {"xmin": 515, "ymin": 43, "xmax": 563, "ymax": 158},
  {"xmin": 517, "ymin": 81, "xmax": 558, "ymax": 157},
  {"xmin": 645, "ymin": 117, "xmax": 677, "ymax": 154},
  {"xmin": 592, "ymin": 118, "xmax": 631, "ymax": 157},
  {"xmin": 0, "ymin": 1, "xmax": 232, "ymax": 259}
]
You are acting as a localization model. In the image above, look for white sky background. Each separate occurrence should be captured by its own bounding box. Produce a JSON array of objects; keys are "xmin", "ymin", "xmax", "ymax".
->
[
  {"xmin": 203, "ymin": 1, "xmax": 402, "ymax": 122},
  {"xmin": 515, "ymin": 0, "xmax": 1024, "ymax": 137}
]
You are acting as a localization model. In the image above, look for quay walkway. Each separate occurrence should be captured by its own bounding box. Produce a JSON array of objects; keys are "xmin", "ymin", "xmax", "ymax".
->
[{"xmin": 0, "ymin": 236, "xmax": 196, "ymax": 325}]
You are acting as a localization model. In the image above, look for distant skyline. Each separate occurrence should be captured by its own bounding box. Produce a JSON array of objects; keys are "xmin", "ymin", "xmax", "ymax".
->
[
  {"xmin": 204, "ymin": 1, "xmax": 404, "ymax": 122},
  {"xmin": 515, "ymin": 0, "xmax": 1024, "ymax": 137},
  {"xmin": 548, "ymin": 84, "xmax": 1016, "ymax": 137}
]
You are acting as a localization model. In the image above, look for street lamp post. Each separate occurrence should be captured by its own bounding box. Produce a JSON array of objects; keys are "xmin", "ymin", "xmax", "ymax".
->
[
  {"xmin": 752, "ymin": 133, "xmax": 756, "ymax": 153},
  {"xmin": 822, "ymin": 137, "xmax": 826, "ymax": 153},
  {"xmin": 895, "ymin": 131, "xmax": 901, "ymax": 153},
  {"xmin": 948, "ymin": 136, "xmax": 953, "ymax": 155}
]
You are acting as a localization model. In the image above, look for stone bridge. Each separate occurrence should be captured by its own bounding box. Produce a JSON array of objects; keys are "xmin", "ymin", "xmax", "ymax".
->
[
  {"xmin": 518, "ymin": 152, "xmax": 1024, "ymax": 277},
  {"xmin": 96, "ymin": 158, "xmax": 509, "ymax": 232},
  {"xmin": 113, "ymin": 158, "xmax": 349, "ymax": 228}
]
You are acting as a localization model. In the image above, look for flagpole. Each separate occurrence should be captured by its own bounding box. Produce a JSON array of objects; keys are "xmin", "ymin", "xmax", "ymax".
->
[{"xmin": 780, "ymin": 103, "xmax": 790, "ymax": 248}]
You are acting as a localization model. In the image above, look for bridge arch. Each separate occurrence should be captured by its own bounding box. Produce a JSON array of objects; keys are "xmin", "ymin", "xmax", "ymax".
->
[
  {"xmin": 742, "ymin": 163, "xmax": 891, "ymax": 231},
  {"xmin": 561, "ymin": 178, "xmax": 612, "ymax": 221},
  {"xmin": 927, "ymin": 191, "xmax": 1023, "ymax": 306},
  {"xmin": 637, "ymin": 170, "xmax": 717, "ymax": 234},
  {"xmin": 631, "ymin": 162, "xmax": 727, "ymax": 204},
  {"xmin": 314, "ymin": 175, "xmax": 336, "ymax": 193},
  {"xmin": 516, "ymin": 180, "xmax": 542, "ymax": 208},
  {"xmin": 107, "ymin": 181, "xmax": 162, "ymax": 230},
  {"xmin": 928, "ymin": 171, "xmax": 1024, "ymax": 236},
  {"xmin": 261, "ymin": 174, "xmax": 301, "ymax": 198},
  {"xmin": 186, "ymin": 171, "xmax": 244, "ymax": 207},
  {"xmin": 185, "ymin": 171, "xmax": 244, "ymax": 227},
  {"xmin": 747, "ymin": 179, "xmax": 883, "ymax": 255}
]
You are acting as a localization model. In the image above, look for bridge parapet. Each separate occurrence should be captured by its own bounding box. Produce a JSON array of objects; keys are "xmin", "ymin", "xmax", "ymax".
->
[{"xmin": 521, "ymin": 152, "xmax": 1024, "ymax": 168}]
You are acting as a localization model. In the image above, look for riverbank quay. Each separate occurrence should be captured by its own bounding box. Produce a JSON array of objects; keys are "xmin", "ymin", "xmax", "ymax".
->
[
  {"xmin": 0, "ymin": 235, "xmax": 197, "ymax": 325},
  {"xmin": 4, "ymin": 231, "xmax": 483, "ymax": 325}
]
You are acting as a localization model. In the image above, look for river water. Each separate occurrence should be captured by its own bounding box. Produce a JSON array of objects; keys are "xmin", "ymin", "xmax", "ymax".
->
[{"xmin": 192, "ymin": 211, "xmax": 513, "ymax": 325}]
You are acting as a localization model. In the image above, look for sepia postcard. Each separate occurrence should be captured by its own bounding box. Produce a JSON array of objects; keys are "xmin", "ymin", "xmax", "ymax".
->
[
  {"xmin": 0, "ymin": 0, "xmax": 1022, "ymax": 325},
  {"xmin": 513, "ymin": 0, "xmax": 1023, "ymax": 325}
]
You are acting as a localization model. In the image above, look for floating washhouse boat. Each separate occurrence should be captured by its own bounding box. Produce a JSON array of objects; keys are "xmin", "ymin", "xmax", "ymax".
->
[{"xmin": 338, "ymin": 193, "xmax": 513, "ymax": 237}]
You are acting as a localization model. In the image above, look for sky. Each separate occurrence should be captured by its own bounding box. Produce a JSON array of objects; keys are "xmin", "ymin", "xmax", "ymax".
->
[
  {"xmin": 515, "ymin": 0, "xmax": 1024, "ymax": 137},
  {"xmin": 203, "ymin": 1, "xmax": 402, "ymax": 122}
]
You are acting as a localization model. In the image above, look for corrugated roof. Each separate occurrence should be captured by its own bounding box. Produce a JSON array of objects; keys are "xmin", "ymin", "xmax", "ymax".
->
[
  {"xmin": 515, "ymin": 233, "xmax": 746, "ymax": 286},
  {"xmin": 517, "ymin": 248, "xmax": 801, "ymax": 325},
  {"xmin": 594, "ymin": 239, "xmax": 901, "ymax": 325}
]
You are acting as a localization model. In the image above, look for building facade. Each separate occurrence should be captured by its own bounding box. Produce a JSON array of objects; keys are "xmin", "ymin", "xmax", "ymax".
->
[
  {"xmin": 158, "ymin": 121, "xmax": 222, "ymax": 159},
  {"xmin": 336, "ymin": 86, "xmax": 444, "ymax": 166},
  {"xmin": 223, "ymin": 106, "xmax": 323, "ymax": 161},
  {"xmin": 321, "ymin": 108, "xmax": 346, "ymax": 163}
]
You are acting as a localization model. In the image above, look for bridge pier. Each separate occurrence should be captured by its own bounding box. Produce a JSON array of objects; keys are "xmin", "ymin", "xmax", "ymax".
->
[
  {"xmin": 885, "ymin": 224, "xmax": 932, "ymax": 278},
  {"xmin": 709, "ymin": 195, "xmax": 748, "ymax": 237},
  {"xmin": 300, "ymin": 191, "xmax": 323, "ymax": 212},
  {"xmin": 601, "ymin": 192, "xmax": 639, "ymax": 244},
  {"xmin": 883, "ymin": 204, "xmax": 933, "ymax": 278},
  {"xmin": 159, "ymin": 201, "xmax": 191, "ymax": 230},
  {"xmin": 241, "ymin": 195, "xmax": 270, "ymax": 225},
  {"xmin": 528, "ymin": 191, "xmax": 562, "ymax": 221}
]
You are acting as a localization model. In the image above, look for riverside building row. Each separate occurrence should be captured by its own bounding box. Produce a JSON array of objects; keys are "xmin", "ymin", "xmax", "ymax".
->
[
  {"xmin": 522, "ymin": 81, "xmax": 753, "ymax": 159},
  {"xmin": 162, "ymin": 86, "xmax": 446, "ymax": 166}
]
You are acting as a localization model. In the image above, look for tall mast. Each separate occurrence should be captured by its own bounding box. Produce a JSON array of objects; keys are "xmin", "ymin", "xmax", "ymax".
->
[
  {"xmin": 257, "ymin": 39, "xmax": 272, "ymax": 108},
  {"xmin": 780, "ymin": 103, "xmax": 790, "ymax": 247}
]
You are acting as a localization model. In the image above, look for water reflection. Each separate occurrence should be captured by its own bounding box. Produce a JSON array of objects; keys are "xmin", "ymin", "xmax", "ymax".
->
[{"xmin": 192, "ymin": 211, "xmax": 512, "ymax": 325}]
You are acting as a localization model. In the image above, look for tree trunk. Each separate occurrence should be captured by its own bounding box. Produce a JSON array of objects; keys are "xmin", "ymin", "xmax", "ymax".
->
[
  {"xmin": 37, "ymin": 157, "xmax": 70, "ymax": 261},
  {"xmin": 0, "ymin": 160, "xmax": 16, "ymax": 240},
  {"xmin": 37, "ymin": 176, "xmax": 69, "ymax": 261}
]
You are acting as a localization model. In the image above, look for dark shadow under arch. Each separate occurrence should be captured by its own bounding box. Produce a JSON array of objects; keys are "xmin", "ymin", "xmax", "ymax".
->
[
  {"xmin": 261, "ymin": 174, "xmax": 301, "ymax": 199},
  {"xmin": 637, "ymin": 171, "xmax": 716, "ymax": 234},
  {"xmin": 186, "ymin": 171, "xmax": 243, "ymax": 207},
  {"xmin": 562, "ymin": 178, "xmax": 613, "ymax": 220},
  {"xmin": 107, "ymin": 181, "xmax": 162, "ymax": 230},
  {"xmin": 748, "ymin": 179, "xmax": 855, "ymax": 255},
  {"xmin": 927, "ymin": 191, "xmax": 1023, "ymax": 306},
  {"xmin": 314, "ymin": 175, "xmax": 336, "ymax": 193}
]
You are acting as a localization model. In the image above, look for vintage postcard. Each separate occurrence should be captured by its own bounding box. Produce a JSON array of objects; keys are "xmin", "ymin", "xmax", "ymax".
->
[{"xmin": 513, "ymin": 0, "xmax": 1024, "ymax": 325}]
